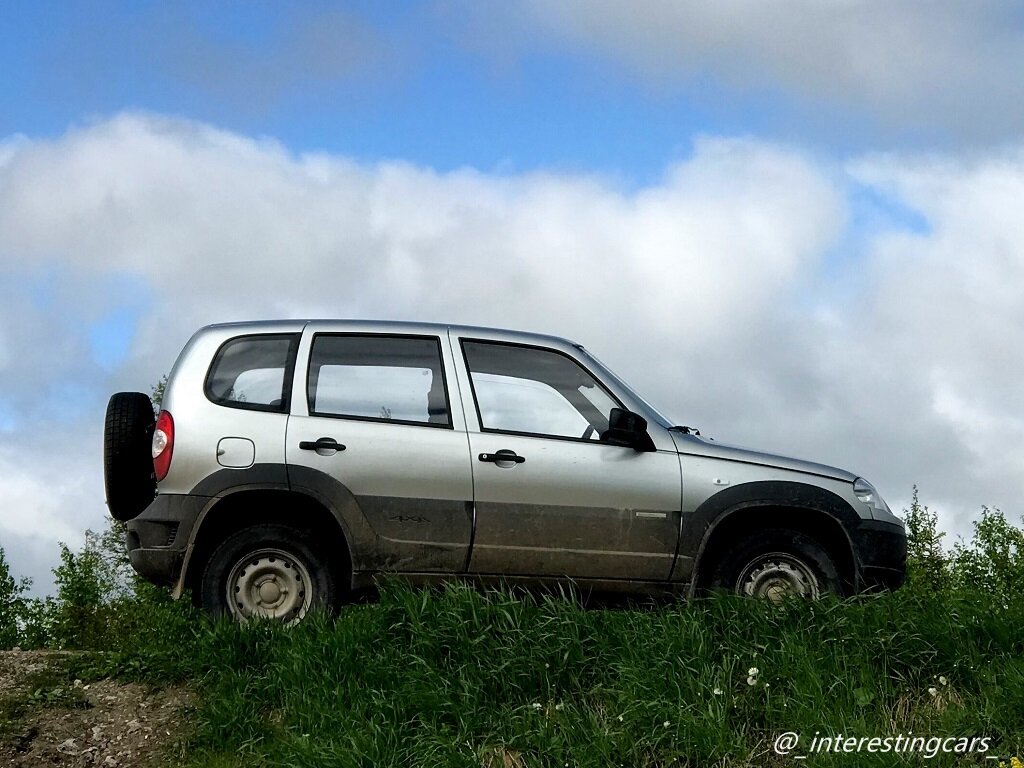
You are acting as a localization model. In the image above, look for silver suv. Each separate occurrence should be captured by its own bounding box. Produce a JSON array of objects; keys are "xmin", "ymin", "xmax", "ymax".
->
[{"xmin": 103, "ymin": 320, "xmax": 906, "ymax": 622}]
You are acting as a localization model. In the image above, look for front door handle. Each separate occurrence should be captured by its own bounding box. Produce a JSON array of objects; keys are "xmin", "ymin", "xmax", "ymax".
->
[
  {"xmin": 478, "ymin": 450, "xmax": 525, "ymax": 465},
  {"xmin": 299, "ymin": 437, "xmax": 346, "ymax": 452}
]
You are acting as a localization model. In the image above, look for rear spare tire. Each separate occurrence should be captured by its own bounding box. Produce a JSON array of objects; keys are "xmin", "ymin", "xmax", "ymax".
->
[{"xmin": 104, "ymin": 392, "xmax": 156, "ymax": 522}]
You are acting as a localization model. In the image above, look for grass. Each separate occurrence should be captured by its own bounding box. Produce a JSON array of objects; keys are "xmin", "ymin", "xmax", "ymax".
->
[{"xmin": 64, "ymin": 583, "xmax": 1024, "ymax": 767}]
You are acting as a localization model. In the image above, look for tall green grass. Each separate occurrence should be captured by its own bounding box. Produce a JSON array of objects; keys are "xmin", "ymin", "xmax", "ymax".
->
[
  {"xmin": 62, "ymin": 583, "xmax": 1022, "ymax": 767},
  {"xmin": 3, "ymin": 495, "xmax": 1022, "ymax": 766}
]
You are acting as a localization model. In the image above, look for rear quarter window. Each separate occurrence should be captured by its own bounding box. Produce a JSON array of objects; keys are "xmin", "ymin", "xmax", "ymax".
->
[{"xmin": 205, "ymin": 334, "xmax": 299, "ymax": 412}]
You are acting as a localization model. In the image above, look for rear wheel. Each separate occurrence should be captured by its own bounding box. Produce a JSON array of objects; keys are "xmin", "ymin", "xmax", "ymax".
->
[
  {"xmin": 708, "ymin": 528, "xmax": 842, "ymax": 600},
  {"xmin": 103, "ymin": 392, "xmax": 156, "ymax": 522},
  {"xmin": 199, "ymin": 524, "xmax": 337, "ymax": 623}
]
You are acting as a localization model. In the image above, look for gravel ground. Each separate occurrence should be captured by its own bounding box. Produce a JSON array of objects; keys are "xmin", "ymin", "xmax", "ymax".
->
[{"xmin": 0, "ymin": 651, "xmax": 192, "ymax": 767}]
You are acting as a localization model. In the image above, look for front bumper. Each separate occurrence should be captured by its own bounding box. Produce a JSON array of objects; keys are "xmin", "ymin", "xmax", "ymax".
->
[
  {"xmin": 851, "ymin": 519, "xmax": 907, "ymax": 590},
  {"xmin": 126, "ymin": 494, "xmax": 206, "ymax": 586}
]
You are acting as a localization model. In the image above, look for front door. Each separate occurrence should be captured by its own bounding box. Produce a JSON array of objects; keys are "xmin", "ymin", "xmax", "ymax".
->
[
  {"xmin": 286, "ymin": 331, "xmax": 473, "ymax": 573},
  {"xmin": 458, "ymin": 339, "xmax": 682, "ymax": 581}
]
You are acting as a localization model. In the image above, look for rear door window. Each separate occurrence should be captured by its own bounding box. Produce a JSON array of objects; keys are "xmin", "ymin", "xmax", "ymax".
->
[{"xmin": 307, "ymin": 335, "xmax": 451, "ymax": 427}]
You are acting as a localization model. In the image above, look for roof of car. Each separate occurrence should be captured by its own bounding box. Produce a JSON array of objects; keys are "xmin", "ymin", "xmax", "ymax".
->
[{"xmin": 200, "ymin": 319, "xmax": 580, "ymax": 349}]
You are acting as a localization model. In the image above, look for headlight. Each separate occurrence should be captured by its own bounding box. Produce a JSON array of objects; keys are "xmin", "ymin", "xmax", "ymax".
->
[{"xmin": 853, "ymin": 477, "xmax": 889, "ymax": 512}]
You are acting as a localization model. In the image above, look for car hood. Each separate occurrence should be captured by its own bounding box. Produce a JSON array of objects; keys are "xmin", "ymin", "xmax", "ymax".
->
[{"xmin": 669, "ymin": 433, "xmax": 858, "ymax": 483}]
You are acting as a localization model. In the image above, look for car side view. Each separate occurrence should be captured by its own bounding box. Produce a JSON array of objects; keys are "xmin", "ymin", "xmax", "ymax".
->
[{"xmin": 103, "ymin": 320, "xmax": 906, "ymax": 622}]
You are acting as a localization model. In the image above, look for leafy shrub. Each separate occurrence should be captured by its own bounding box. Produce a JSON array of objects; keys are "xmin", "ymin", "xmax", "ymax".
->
[
  {"xmin": 0, "ymin": 546, "xmax": 30, "ymax": 648},
  {"xmin": 50, "ymin": 538, "xmax": 113, "ymax": 649},
  {"xmin": 17, "ymin": 596, "xmax": 56, "ymax": 649},
  {"xmin": 903, "ymin": 486, "xmax": 952, "ymax": 595},
  {"xmin": 951, "ymin": 506, "xmax": 1024, "ymax": 608},
  {"xmin": 46, "ymin": 517, "xmax": 173, "ymax": 650}
]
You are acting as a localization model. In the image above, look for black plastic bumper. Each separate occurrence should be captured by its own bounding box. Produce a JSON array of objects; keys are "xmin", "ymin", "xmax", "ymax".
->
[
  {"xmin": 126, "ymin": 494, "xmax": 207, "ymax": 586},
  {"xmin": 851, "ymin": 519, "xmax": 908, "ymax": 590}
]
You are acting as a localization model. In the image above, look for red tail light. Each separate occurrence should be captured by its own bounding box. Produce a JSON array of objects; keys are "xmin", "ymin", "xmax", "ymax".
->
[{"xmin": 152, "ymin": 410, "xmax": 174, "ymax": 482}]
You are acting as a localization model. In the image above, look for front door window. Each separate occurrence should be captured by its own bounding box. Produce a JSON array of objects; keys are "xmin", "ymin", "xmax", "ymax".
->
[{"xmin": 462, "ymin": 341, "xmax": 620, "ymax": 441}]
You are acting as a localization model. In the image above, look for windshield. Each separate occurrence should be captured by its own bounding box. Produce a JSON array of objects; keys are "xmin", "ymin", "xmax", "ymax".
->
[{"xmin": 574, "ymin": 345, "xmax": 677, "ymax": 429}]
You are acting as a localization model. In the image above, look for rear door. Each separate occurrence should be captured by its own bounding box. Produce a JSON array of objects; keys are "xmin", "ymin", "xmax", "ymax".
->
[
  {"xmin": 286, "ymin": 326, "xmax": 474, "ymax": 574},
  {"xmin": 455, "ymin": 336, "xmax": 683, "ymax": 581}
]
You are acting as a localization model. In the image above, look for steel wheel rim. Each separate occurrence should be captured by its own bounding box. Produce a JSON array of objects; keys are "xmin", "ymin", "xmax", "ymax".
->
[
  {"xmin": 226, "ymin": 547, "xmax": 313, "ymax": 623},
  {"xmin": 736, "ymin": 552, "xmax": 820, "ymax": 601}
]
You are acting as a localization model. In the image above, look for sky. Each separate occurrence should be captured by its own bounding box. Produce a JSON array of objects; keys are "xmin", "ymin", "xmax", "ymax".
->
[{"xmin": 1, "ymin": 1, "xmax": 1023, "ymax": 595}]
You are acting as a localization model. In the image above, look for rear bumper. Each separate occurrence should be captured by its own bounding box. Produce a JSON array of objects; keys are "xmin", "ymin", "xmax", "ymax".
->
[
  {"xmin": 851, "ymin": 519, "xmax": 907, "ymax": 590},
  {"xmin": 126, "ymin": 494, "xmax": 206, "ymax": 586}
]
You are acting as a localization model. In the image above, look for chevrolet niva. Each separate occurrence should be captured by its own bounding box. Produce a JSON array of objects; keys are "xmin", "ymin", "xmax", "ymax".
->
[{"xmin": 103, "ymin": 320, "xmax": 906, "ymax": 622}]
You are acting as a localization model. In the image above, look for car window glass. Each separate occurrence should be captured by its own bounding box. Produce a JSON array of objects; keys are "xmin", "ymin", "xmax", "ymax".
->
[
  {"xmin": 231, "ymin": 368, "xmax": 286, "ymax": 405},
  {"xmin": 462, "ymin": 341, "xmax": 621, "ymax": 440},
  {"xmin": 308, "ymin": 335, "xmax": 450, "ymax": 426},
  {"xmin": 472, "ymin": 373, "xmax": 590, "ymax": 436},
  {"xmin": 206, "ymin": 335, "xmax": 297, "ymax": 412},
  {"xmin": 577, "ymin": 381, "xmax": 619, "ymax": 432}
]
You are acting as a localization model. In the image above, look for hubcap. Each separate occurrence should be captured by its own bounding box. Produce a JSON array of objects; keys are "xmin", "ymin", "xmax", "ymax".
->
[
  {"xmin": 226, "ymin": 548, "xmax": 313, "ymax": 623},
  {"xmin": 736, "ymin": 553, "xmax": 820, "ymax": 601}
]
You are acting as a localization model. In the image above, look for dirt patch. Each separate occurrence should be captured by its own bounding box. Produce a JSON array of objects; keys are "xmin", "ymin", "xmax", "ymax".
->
[{"xmin": 0, "ymin": 651, "xmax": 192, "ymax": 767}]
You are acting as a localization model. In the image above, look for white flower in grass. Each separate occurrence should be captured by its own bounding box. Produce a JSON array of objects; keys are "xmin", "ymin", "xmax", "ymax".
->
[
  {"xmin": 663, "ymin": 721, "xmax": 670, "ymax": 728},
  {"xmin": 748, "ymin": 667, "xmax": 759, "ymax": 677},
  {"xmin": 746, "ymin": 675, "xmax": 758, "ymax": 686},
  {"xmin": 938, "ymin": 676, "xmax": 948, "ymax": 686},
  {"xmin": 555, "ymin": 703, "xmax": 564, "ymax": 711},
  {"xmin": 713, "ymin": 687, "xmax": 723, "ymax": 696},
  {"xmin": 531, "ymin": 702, "xmax": 543, "ymax": 710},
  {"xmin": 617, "ymin": 714, "xmax": 624, "ymax": 722},
  {"xmin": 928, "ymin": 687, "xmax": 938, "ymax": 697}
]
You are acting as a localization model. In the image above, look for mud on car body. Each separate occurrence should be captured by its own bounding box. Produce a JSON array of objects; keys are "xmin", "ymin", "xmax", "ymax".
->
[{"xmin": 103, "ymin": 320, "xmax": 906, "ymax": 622}]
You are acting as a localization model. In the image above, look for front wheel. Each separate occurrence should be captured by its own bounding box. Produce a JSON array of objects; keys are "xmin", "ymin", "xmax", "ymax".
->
[
  {"xmin": 199, "ymin": 524, "xmax": 337, "ymax": 623},
  {"xmin": 708, "ymin": 528, "xmax": 843, "ymax": 600}
]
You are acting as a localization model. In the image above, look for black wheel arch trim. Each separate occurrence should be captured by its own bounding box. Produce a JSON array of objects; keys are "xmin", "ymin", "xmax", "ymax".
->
[
  {"xmin": 677, "ymin": 480, "xmax": 863, "ymax": 591},
  {"xmin": 177, "ymin": 463, "xmax": 359, "ymax": 595},
  {"xmin": 188, "ymin": 463, "xmax": 291, "ymax": 497}
]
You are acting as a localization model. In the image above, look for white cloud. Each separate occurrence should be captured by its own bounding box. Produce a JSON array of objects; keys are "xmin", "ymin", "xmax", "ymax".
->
[
  {"xmin": 465, "ymin": 0, "xmax": 1024, "ymax": 140},
  {"xmin": 0, "ymin": 113, "xmax": 1022, "ymax": 590},
  {"xmin": 0, "ymin": 448, "xmax": 86, "ymax": 544}
]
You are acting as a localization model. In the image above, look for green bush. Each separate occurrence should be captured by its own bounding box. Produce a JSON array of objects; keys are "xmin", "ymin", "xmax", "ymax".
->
[
  {"xmin": 0, "ymin": 545, "xmax": 30, "ymax": 648},
  {"xmin": 903, "ymin": 486, "xmax": 952, "ymax": 595},
  {"xmin": 951, "ymin": 506, "xmax": 1024, "ymax": 608},
  {"xmin": 47, "ymin": 518, "xmax": 174, "ymax": 650},
  {"xmin": 0, "ymin": 517, "xmax": 177, "ymax": 651},
  {"xmin": 17, "ymin": 596, "xmax": 56, "ymax": 650}
]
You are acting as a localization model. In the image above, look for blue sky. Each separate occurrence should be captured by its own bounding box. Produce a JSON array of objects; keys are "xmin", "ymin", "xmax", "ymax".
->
[
  {"xmin": 1, "ymin": 2, "xmax": 742, "ymax": 182},
  {"xmin": 4, "ymin": 1, "xmax": 995, "ymax": 179},
  {"xmin": 1, "ymin": 2, "xmax": 1023, "ymax": 593}
]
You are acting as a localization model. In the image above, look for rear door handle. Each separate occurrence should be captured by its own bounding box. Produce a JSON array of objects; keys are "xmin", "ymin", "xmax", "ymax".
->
[
  {"xmin": 299, "ymin": 437, "xmax": 346, "ymax": 452},
  {"xmin": 478, "ymin": 450, "xmax": 525, "ymax": 465}
]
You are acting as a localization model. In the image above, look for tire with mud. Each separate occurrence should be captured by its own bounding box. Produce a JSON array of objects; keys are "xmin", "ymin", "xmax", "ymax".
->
[
  {"xmin": 708, "ymin": 528, "xmax": 843, "ymax": 600},
  {"xmin": 199, "ymin": 524, "xmax": 338, "ymax": 623}
]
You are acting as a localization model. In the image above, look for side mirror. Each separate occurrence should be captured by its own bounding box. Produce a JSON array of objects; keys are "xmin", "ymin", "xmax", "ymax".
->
[{"xmin": 602, "ymin": 407, "xmax": 656, "ymax": 452}]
